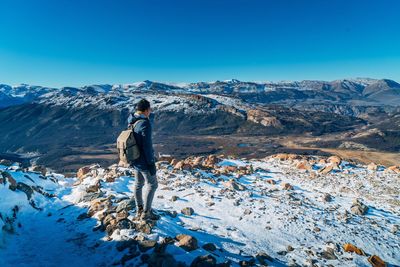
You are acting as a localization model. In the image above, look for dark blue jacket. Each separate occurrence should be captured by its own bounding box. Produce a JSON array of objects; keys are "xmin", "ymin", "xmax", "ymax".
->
[{"xmin": 128, "ymin": 113, "xmax": 155, "ymax": 171}]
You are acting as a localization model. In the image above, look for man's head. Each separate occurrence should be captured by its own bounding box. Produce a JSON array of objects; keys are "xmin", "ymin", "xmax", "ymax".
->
[{"xmin": 136, "ymin": 99, "xmax": 151, "ymax": 118}]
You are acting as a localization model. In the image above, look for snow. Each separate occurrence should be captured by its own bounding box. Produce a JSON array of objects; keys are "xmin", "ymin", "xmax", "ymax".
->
[{"xmin": 0, "ymin": 156, "xmax": 399, "ymax": 266}]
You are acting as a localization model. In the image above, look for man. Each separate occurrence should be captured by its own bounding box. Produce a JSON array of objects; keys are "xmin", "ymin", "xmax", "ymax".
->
[{"xmin": 128, "ymin": 99, "xmax": 159, "ymax": 221}]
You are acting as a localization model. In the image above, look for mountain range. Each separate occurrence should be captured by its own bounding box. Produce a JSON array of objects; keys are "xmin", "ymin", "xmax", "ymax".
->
[{"xmin": 0, "ymin": 78, "xmax": 399, "ymax": 173}]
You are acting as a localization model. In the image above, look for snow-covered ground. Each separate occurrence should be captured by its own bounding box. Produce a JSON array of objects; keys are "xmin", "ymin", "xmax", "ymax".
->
[{"xmin": 0, "ymin": 155, "xmax": 399, "ymax": 267}]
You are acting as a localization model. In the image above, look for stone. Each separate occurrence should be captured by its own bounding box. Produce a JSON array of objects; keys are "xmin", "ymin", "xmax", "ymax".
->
[
  {"xmin": 319, "ymin": 165, "xmax": 333, "ymax": 174},
  {"xmin": 322, "ymin": 193, "xmax": 332, "ymax": 202},
  {"xmin": 116, "ymin": 199, "xmax": 134, "ymax": 213},
  {"xmin": 350, "ymin": 199, "xmax": 368, "ymax": 215},
  {"xmin": 327, "ymin": 156, "xmax": 341, "ymax": 166},
  {"xmin": 181, "ymin": 207, "xmax": 194, "ymax": 216},
  {"xmin": 138, "ymin": 240, "xmax": 157, "ymax": 252},
  {"xmin": 239, "ymin": 258, "xmax": 256, "ymax": 266},
  {"xmin": 287, "ymin": 245, "xmax": 294, "ymax": 252},
  {"xmin": 171, "ymin": 195, "xmax": 179, "ymax": 201},
  {"xmin": 224, "ymin": 179, "xmax": 246, "ymax": 191},
  {"xmin": 266, "ymin": 179, "xmax": 276, "ymax": 185},
  {"xmin": 77, "ymin": 166, "xmax": 91, "ymax": 180},
  {"xmin": 0, "ymin": 159, "xmax": 13, "ymax": 166},
  {"xmin": 320, "ymin": 247, "xmax": 337, "ymax": 260},
  {"xmin": 32, "ymin": 165, "xmax": 47, "ymax": 176},
  {"xmin": 190, "ymin": 254, "xmax": 217, "ymax": 267},
  {"xmin": 86, "ymin": 181, "xmax": 100, "ymax": 193},
  {"xmin": 282, "ymin": 183, "xmax": 293, "ymax": 190},
  {"xmin": 255, "ymin": 252, "xmax": 274, "ymax": 264},
  {"xmin": 367, "ymin": 162, "xmax": 378, "ymax": 171},
  {"xmin": 296, "ymin": 161, "xmax": 311, "ymax": 170},
  {"xmin": 368, "ymin": 255, "xmax": 386, "ymax": 267},
  {"xmin": 116, "ymin": 239, "xmax": 138, "ymax": 252},
  {"xmin": 176, "ymin": 234, "xmax": 198, "ymax": 251},
  {"xmin": 386, "ymin": 165, "xmax": 400, "ymax": 174},
  {"xmin": 135, "ymin": 220, "xmax": 156, "ymax": 234},
  {"xmin": 202, "ymin": 243, "xmax": 217, "ymax": 251},
  {"xmin": 343, "ymin": 243, "xmax": 365, "ymax": 255},
  {"xmin": 16, "ymin": 182, "xmax": 34, "ymax": 200},
  {"xmin": 3, "ymin": 172, "xmax": 17, "ymax": 190}
]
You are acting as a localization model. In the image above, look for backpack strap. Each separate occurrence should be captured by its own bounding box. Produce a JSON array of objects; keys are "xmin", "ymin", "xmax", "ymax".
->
[{"xmin": 128, "ymin": 119, "xmax": 146, "ymax": 130}]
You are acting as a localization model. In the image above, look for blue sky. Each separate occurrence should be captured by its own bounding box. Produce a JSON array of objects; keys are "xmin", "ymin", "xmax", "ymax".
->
[{"xmin": 0, "ymin": 0, "xmax": 399, "ymax": 87}]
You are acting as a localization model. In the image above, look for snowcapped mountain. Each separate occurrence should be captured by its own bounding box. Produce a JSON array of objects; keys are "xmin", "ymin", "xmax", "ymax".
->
[{"xmin": 1, "ymin": 154, "xmax": 399, "ymax": 266}]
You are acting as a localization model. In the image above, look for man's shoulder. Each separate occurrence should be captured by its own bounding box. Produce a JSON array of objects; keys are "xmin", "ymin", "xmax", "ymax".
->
[{"xmin": 133, "ymin": 118, "xmax": 150, "ymax": 130}]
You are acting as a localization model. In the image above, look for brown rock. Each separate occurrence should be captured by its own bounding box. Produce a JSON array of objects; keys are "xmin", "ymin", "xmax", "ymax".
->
[
  {"xmin": 367, "ymin": 162, "xmax": 378, "ymax": 171},
  {"xmin": 385, "ymin": 165, "xmax": 400, "ymax": 174},
  {"xmin": 296, "ymin": 161, "xmax": 311, "ymax": 170},
  {"xmin": 343, "ymin": 243, "xmax": 365, "ymax": 255},
  {"xmin": 176, "ymin": 234, "xmax": 198, "ymax": 251},
  {"xmin": 224, "ymin": 179, "xmax": 246, "ymax": 191},
  {"xmin": 181, "ymin": 207, "xmax": 194, "ymax": 216},
  {"xmin": 190, "ymin": 255, "xmax": 216, "ymax": 267},
  {"xmin": 282, "ymin": 182, "xmax": 293, "ymax": 190},
  {"xmin": 350, "ymin": 199, "xmax": 368, "ymax": 215},
  {"xmin": 319, "ymin": 165, "xmax": 333, "ymax": 174},
  {"xmin": 368, "ymin": 255, "xmax": 386, "ymax": 267},
  {"xmin": 32, "ymin": 165, "xmax": 47, "ymax": 176},
  {"xmin": 327, "ymin": 156, "xmax": 341, "ymax": 166},
  {"xmin": 77, "ymin": 166, "xmax": 91, "ymax": 181}
]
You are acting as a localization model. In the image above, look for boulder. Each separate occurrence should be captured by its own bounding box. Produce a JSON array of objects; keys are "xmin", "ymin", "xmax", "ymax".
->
[
  {"xmin": 77, "ymin": 166, "xmax": 91, "ymax": 181},
  {"xmin": 282, "ymin": 183, "xmax": 293, "ymax": 190},
  {"xmin": 181, "ymin": 207, "xmax": 194, "ymax": 216},
  {"xmin": 296, "ymin": 161, "xmax": 311, "ymax": 170},
  {"xmin": 32, "ymin": 165, "xmax": 47, "ymax": 176},
  {"xmin": 176, "ymin": 234, "xmax": 198, "ymax": 251},
  {"xmin": 385, "ymin": 165, "xmax": 400, "ymax": 174},
  {"xmin": 350, "ymin": 199, "xmax": 368, "ymax": 215},
  {"xmin": 367, "ymin": 162, "xmax": 378, "ymax": 171},
  {"xmin": 0, "ymin": 159, "xmax": 13, "ymax": 166},
  {"xmin": 343, "ymin": 243, "xmax": 365, "ymax": 255},
  {"xmin": 202, "ymin": 243, "xmax": 217, "ymax": 252},
  {"xmin": 327, "ymin": 156, "xmax": 341, "ymax": 166},
  {"xmin": 224, "ymin": 179, "xmax": 246, "ymax": 191},
  {"xmin": 368, "ymin": 255, "xmax": 386, "ymax": 267},
  {"xmin": 318, "ymin": 165, "xmax": 333, "ymax": 174},
  {"xmin": 190, "ymin": 254, "xmax": 217, "ymax": 267}
]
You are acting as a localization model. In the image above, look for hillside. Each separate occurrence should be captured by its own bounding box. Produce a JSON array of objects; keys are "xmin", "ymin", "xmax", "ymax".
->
[{"xmin": 1, "ymin": 154, "xmax": 399, "ymax": 267}]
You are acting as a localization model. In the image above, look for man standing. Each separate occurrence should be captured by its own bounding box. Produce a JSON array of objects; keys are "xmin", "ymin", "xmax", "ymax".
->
[{"xmin": 128, "ymin": 99, "xmax": 159, "ymax": 220}]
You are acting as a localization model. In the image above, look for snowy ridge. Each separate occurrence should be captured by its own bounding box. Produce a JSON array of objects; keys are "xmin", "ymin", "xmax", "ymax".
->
[{"xmin": 0, "ymin": 154, "xmax": 399, "ymax": 267}]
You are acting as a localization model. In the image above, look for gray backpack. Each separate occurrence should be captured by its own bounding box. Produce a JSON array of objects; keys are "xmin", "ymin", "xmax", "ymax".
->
[{"xmin": 117, "ymin": 120, "xmax": 142, "ymax": 167}]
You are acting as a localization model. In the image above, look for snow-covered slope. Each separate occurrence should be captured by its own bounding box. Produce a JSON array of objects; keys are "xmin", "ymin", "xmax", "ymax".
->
[{"xmin": 1, "ymin": 154, "xmax": 399, "ymax": 267}]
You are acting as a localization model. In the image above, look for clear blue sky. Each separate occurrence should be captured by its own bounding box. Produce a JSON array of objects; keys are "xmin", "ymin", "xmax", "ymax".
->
[{"xmin": 0, "ymin": 0, "xmax": 399, "ymax": 87}]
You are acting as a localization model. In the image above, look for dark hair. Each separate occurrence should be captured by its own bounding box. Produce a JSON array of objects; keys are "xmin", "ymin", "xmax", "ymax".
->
[{"xmin": 136, "ymin": 98, "xmax": 151, "ymax": 112}]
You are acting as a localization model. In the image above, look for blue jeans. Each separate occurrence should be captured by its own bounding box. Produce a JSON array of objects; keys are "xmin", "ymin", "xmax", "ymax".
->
[{"xmin": 132, "ymin": 169, "xmax": 158, "ymax": 211}]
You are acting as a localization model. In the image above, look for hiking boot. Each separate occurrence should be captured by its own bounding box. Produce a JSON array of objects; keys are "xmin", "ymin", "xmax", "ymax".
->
[
  {"xmin": 133, "ymin": 205, "xmax": 144, "ymax": 221},
  {"xmin": 140, "ymin": 209, "xmax": 160, "ymax": 221}
]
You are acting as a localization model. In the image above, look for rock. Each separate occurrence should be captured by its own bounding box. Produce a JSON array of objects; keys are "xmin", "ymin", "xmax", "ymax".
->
[
  {"xmin": 391, "ymin": 224, "xmax": 399, "ymax": 234},
  {"xmin": 343, "ymin": 243, "xmax": 365, "ymax": 255},
  {"xmin": 86, "ymin": 181, "xmax": 100, "ymax": 193},
  {"xmin": 147, "ymin": 251, "xmax": 179, "ymax": 267},
  {"xmin": 174, "ymin": 161, "xmax": 192, "ymax": 171},
  {"xmin": 32, "ymin": 165, "xmax": 47, "ymax": 176},
  {"xmin": 350, "ymin": 199, "xmax": 368, "ymax": 215},
  {"xmin": 385, "ymin": 165, "xmax": 400, "ymax": 174},
  {"xmin": 116, "ymin": 199, "xmax": 134, "ymax": 213},
  {"xmin": 266, "ymin": 179, "xmax": 276, "ymax": 185},
  {"xmin": 176, "ymin": 234, "xmax": 198, "ymax": 251},
  {"xmin": 135, "ymin": 220, "xmax": 156, "ymax": 234},
  {"xmin": 287, "ymin": 245, "xmax": 294, "ymax": 252},
  {"xmin": 190, "ymin": 254, "xmax": 217, "ymax": 267},
  {"xmin": 320, "ymin": 247, "xmax": 337, "ymax": 260},
  {"xmin": 116, "ymin": 239, "xmax": 138, "ymax": 252},
  {"xmin": 296, "ymin": 161, "xmax": 311, "ymax": 170},
  {"xmin": 322, "ymin": 193, "xmax": 332, "ymax": 202},
  {"xmin": 138, "ymin": 240, "xmax": 157, "ymax": 252},
  {"xmin": 202, "ymin": 243, "xmax": 217, "ymax": 251},
  {"xmin": 3, "ymin": 172, "xmax": 17, "ymax": 190},
  {"xmin": 116, "ymin": 219, "xmax": 135, "ymax": 230},
  {"xmin": 327, "ymin": 156, "xmax": 341, "ymax": 166},
  {"xmin": 181, "ymin": 207, "xmax": 194, "ymax": 216},
  {"xmin": 255, "ymin": 252, "xmax": 274, "ymax": 264},
  {"xmin": 319, "ymin": 165, "xmax": 333, "ymax": 174},
  {"xmin": 224, "ymin": 179, "xmax": 246, "ymax": 191},
  {"xmin": 116, "ymin": 210, "xmax": 129, "ymax": 222},
  {"xmin": 77, "ymin": 212, "xmax": 90, "ymax": 220},
  {"xmin": 77, "ymin": 166, "xmax": 91, "ymax": 180},
  {"xmin": 243, "ymin": 209, "xmax": 252, "ymax": 215},
  {"xmin": 368, "ymin": 255, "xmax": 386, "ymax": 267},
  {"xmin": 282, "ymin": 183, "xmax": 293, "ymax": 190},
  {"xmin": 0, "ymin": 159, "xmax": 13, "ymax": 166},
  {"xmin": 367, "ymin": 162, "xmax": 378, "ymax": 171},
  {"xmin": 16, "ymin": 182, "xmax": 34, "ymax": 200},
  {"xmin": 239, "ymin": 258, "xmax": 256, "ymax": 266},
  {"xmin": 171, "ymin": 195, "xmax": 179, "ymax": 201}
]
